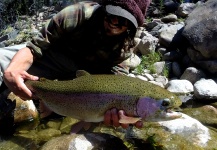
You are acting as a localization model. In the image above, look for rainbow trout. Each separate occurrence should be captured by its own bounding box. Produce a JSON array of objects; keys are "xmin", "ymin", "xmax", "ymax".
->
[{"xmin": 25, "ymin": 70, "xmax": 182, "ymax": 123}]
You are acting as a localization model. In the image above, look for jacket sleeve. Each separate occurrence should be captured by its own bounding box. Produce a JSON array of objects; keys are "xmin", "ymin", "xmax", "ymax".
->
[{"xmin": 26, "ymin": 2, "xmax": 100, "ymax": 58}]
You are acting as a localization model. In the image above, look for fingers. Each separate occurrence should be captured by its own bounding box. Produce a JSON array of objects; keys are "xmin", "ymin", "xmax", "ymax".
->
[
  {"xmin": 16, "ymin": 72, "xmax": 39, "ymax": 99},
  {"xmin": 118, "ymin": 110, "xmax": 143, "ymax": 129},
  {"xmin": 19, "ymin": 81, "xmax": 33, "ymax": 99},
  {"xmin": 104, "ymin": 109, "xmax": 112, "ymax": 126},
  {"xmin": 135, "ymin": 121, "xmax": 143, "ymax": 128},
  {"xmin": 111, "ymin": 108, "xmax": 120, "ymax": 127},
  {"xmin": 104, "ymin": 108, "xmax": 143, "ymax": 129},
  {"xmin": 118, "ymin": 110, "xmax": 129, "ymax": 129},
  {"xmin": 22, "ymin": 71, "xmax": 39, "ymax": 81},
  {"xmin": 4, "ymin": 70, "xmax": 39, "ymax": 100},
  {"xmin": 104, "ymin": 108, "xmax": 120, "ymax": 127}
]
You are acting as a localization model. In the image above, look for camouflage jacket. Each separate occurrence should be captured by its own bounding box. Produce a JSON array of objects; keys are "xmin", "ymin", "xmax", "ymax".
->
[{"xmin": 26, "ymin": 1, "xmax": 131, "ymax": 76}]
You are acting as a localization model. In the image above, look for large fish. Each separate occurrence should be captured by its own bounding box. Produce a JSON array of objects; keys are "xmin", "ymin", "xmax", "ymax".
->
[{"xmin": 25, "ymin": 70, "xmax": 182, "ymax": 123}]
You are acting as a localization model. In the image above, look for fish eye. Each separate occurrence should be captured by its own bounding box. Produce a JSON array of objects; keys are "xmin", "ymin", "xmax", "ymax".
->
[{"xmin": 161, "ymin": 99, "xmax": 170, "ymax": 107}]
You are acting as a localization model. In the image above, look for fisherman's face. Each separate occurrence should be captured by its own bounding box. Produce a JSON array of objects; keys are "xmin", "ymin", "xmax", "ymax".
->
[{"xmin": 104, "ymin": 13, "xmax": 129, "ymax": 36}]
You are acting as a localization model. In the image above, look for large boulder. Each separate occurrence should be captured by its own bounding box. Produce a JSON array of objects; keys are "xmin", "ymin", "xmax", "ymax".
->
[{"xmin": 182, "ymin": 0, "xmax": 217, "ymax": 74}]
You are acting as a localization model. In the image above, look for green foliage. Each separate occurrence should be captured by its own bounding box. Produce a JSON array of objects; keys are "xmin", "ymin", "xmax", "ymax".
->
[
  {"xmin": 162, "ymin": 65, "xmax": 169, "ymax": 78},
  {"xmin": 134, "ymin": 52, "xmax": 169, "ymax": 77},
  {"xmin": 177, "ymin": 17, "xmax": 185, "ymax": 23},
  {"xmin": 145, "ymin": 134, "xmax": 164, "ymax": 150},
  {"xmin": 159, "ymin": 0, "xmax": 165, "ymax": 16},
  {"xmin": 0, "ymin": 17, "xmax": 37, "ymax": 46},
  {"xmin": 0, "ymin": 0, "xmax": 52, "ymax": 31},
  {"xmin": 0, "ymin": 26, "xmax": 14, "ymax": 36},
  {"xmin": 135, "ymin": 52, "xmax": 162, "ymax": 74},
  {"xmin": 0, "ymin": 0, "xmax": 30, "ymax": 30},
  {"xmin": 3, "ymin": 28, "xmax": 38, "ymax": 46},
  {"xmin": 145, "ymin": 17, "xmax": 153, "ymax": 23},
  {"xmin": 180, "ymin": 0, "xmax": 184, "ymax": 3}
]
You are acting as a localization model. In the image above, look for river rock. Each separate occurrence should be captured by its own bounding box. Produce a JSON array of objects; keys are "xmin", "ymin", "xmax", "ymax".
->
[
  {"xmin": 158, "ymin": 113, "xmax": 211, "ymax": 148},
  {"xmin": 136, "ymin": 31, "xmax": 158, "ymax": 55},
  {"xmin": 180, "ymin": 67, "xmax": 206, "ymax": 84},
  {"xmin": 7, "ymin": 92, "xmax": 39, "ymax": 123},
  {"xmin": 159, "ymin": 24, "xmax": 184, "ymax": 48},
  {"xmin": 166, "ymin": 79, "xmax": 194, "ymax": 94},
  {"xmin": 161, "ymin": 14, "xmax": 178, "ymax": 23},
  {"xmin": 182, "ymin": 104, "xmax": 217, "ymax": 128},
  {"xmin": 40, "ymin": 133, "xmax": 127, "ymax": 150},
  {"xmin": 182, "ymin": 0, "xmax": 217, "ymax": 74},
  {"xmin": 194, "ymin": 78, "xmax": 217, "ymax": 100},
  {"xmin": 176, "ymin": 2, "xmax": 196, "ymax": 17}
]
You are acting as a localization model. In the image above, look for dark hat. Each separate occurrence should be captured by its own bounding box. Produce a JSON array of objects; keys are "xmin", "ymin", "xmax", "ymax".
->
[{"xmin": 102, "ymin": 0, "xmax": 151, "ymax": 28}]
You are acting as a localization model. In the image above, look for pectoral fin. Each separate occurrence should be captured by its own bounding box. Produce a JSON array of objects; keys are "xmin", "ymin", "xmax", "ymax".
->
[{"xmin": 119, "ymin": 113, "xmax": 142, "ymax": 124}]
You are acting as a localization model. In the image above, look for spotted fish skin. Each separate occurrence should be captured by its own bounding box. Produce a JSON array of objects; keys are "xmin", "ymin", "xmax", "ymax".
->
[{"xmin": 25, "ymin": 72, "xmax": 182, "ymax": 122}]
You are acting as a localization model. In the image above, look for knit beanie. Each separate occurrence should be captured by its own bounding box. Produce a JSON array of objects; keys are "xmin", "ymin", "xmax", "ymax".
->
[{"xmin": 102, "ymin": 0, "xmax": 151, "ymax": 28}]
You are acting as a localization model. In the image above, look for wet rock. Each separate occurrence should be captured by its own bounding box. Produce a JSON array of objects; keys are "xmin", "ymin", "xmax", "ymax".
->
[
  {"xmin": 194, "ymin": 78, "xmax": 217, "ymax": 99},
  {"xmin": 186, "ymin": 47, "xmax": 204, "ymax": 62},
  {"xmin": 183, "ymin": 104, "xmax": 217, "ymax": 128},
  {"xmin": 144, "ymin": 21, "xmax": 159, "ymax": 30},
  {"xmin": 135, "ymin": 75, "xmax": 148, "ymax": 81},
  {"xmin": 176, "ymin": 2, "xmax": 196, "ymax": 17},
  {"xmin": 153, "ymin": 61, "xmax": 166, "ymax": 75},
  {"xmin": 161, "ymin": 14, "xmax": 178, "ymax": 23},
  {"xmin": 182, "ymin": 0, "xmax": 217, "ymax": 74},
  {"xmin": 149, "ymin": 23, "xmax": 165, "ymax": 37},
  {"xmin": 122, "ymin": 53, "xmax": 141, "ymax": 69},
  {"xmin": 0, "ymin": 90, "xmax": 16, "ymax": 135},
  {"xmin": 183, "ymin": 0, "xmax": 217, "ymax": 59},
  {"xmin": 0, "ymin": 135, "xmax": 38, "ymax": 150},
  {"xmin": 181, "ymin": 54, "xmax": 195, "ymax": 68},
  {"xmin": 7, "ymin": 92, "xmax": 39, "ymax": 123},
  {"xmin": 45, "ymin": 120, "xmax": 62, "ymax": 130},
  {"xmin": 143, "ymin": 73, "xmax": 154, "ymax": 81},
  {"xmin": 157, "ymin": 47, "xmax": 167, "ymax": 55},
  {"xmin": 59, "ymin": 117, "xmax": 80, "ymax": 133},
  {"xmin": 154, "ymin": 75, "xmax": 168, "ymax": 86},
  {"xmin": 166, "ymin": 79, "xmax": 194, "ymax": 94},
  {"xmin": 37, "ymin": 128, "xmax": 61, "ymax": 143},
  {"xmin": 172, "ymin": 61, "xmax": 182, "ymax": 78},
  {"xmin": 195, "ymin": 60, "xmax": 217, "ymax": 75},
  {"xmin": 136, "ymin": 31, "xmax": 158, "ymax": 55},
  {"xmin": 180, "ymin": 67, "xmax": 206, "ymax": 84},
  {"xmin": 159, "ymin": 24, "xmax": 184, "ymax": 48},
  {"xmin": 41, "ymin": 133, "xmax": 128, "ymax": 150},
  {"xmin": 163, "ymin": 0, "xmax": 180, "ymax": 13},
  {"xmin": 158, "ymin": 113, "xmax": 211, "ymax": 148},
  {"xmin": 163, "ymin": 50, "xmax": 183, "ymax": 61}
]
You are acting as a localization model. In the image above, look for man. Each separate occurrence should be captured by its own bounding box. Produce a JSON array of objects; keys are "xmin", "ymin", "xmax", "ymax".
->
[{"xmin": 0, "ymin": 0, "xmax": 151, "ymax": 128}]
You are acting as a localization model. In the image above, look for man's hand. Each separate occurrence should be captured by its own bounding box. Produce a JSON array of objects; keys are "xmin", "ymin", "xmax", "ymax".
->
[
  {"xmin": 3, "ymin": 70, "xmax": 39, "ymax": 99},
  {"xmin": 104, "ymin": 108, "xmax": 143, "ymax": 129},
  {"xmin": 2, "ymin": 47, "xmax": 38, "ymax": 100}
]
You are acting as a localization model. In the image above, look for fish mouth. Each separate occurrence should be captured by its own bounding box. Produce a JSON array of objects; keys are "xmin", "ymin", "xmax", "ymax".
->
[
  {"xmin": 165, "ymin": 108, "xmax": 172, "ymax": 113},
  {"xmin": 163, "ymin": 108, "xmax": 182, "ymax": 119},
  {"xmin": 146, "ymin": 108, "xmax": 182, "ymax": 122},
  {"xmin": 161, "ymin": 108, "xmax": 182, "ymax": 120}
]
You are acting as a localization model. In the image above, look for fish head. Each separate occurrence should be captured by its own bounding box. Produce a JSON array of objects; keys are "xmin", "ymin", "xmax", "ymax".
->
[
  {"xmin": 165, "ymin": 94, "xmax": 183, "ymax": 109},
  {"xmin": 136, "ymin": 97, "xmax": 182, "ymax": 122}
]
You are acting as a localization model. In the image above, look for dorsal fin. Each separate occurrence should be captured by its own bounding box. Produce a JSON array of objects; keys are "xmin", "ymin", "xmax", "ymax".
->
[{"xmin": 76, "ymin": 70, "xmax": 91, "ymax": 77}]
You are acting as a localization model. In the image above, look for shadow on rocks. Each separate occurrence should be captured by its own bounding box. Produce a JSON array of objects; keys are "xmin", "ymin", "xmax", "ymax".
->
[{"xmin": 0, "ymin": 89, "xmax": 16, "ymax": 136}]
